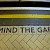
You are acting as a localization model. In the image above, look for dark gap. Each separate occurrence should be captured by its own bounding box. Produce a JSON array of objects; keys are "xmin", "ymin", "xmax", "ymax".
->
[{"xmin": 0, "ymin": 1, "xmax": 49, "ymax": 7}]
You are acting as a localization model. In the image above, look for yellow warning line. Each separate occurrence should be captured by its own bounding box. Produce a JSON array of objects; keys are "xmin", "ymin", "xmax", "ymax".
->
[{"xmin": 0, "ymin": 14, "xmax": 50, "ymax": 18}]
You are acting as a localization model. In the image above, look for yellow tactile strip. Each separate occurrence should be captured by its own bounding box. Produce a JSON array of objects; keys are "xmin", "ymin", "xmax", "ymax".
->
[
  {"xmin": 0, "ymin": 14, "xmax": 50, "ymax": 18},
  {"xmin": 0, "ymin": 34, "xmax": 50, "ymax": 50}
]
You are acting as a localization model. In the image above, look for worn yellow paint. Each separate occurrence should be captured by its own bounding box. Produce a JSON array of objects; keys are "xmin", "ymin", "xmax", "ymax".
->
[{"xmin": 0, "ymin": 14, "xmax": 50, "ymax": 18}]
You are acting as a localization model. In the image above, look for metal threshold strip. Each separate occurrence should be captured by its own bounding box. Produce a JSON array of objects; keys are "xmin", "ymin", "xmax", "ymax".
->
[{"xmin": 0, "ymin": 7, "xmax": 50, "ymax": 10}]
